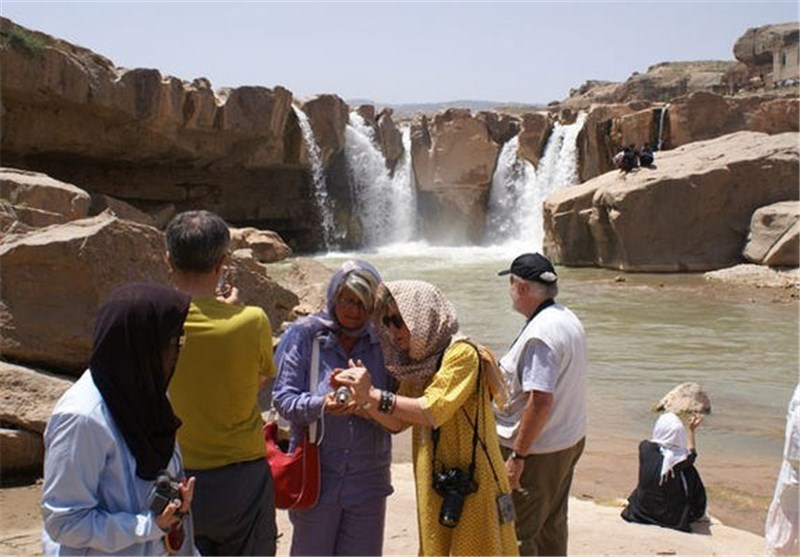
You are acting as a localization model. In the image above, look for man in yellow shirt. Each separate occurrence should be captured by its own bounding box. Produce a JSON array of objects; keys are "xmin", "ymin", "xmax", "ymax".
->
[{"xmin": 165, "ymin": 210, "xmax": 277, "ymax": 556}]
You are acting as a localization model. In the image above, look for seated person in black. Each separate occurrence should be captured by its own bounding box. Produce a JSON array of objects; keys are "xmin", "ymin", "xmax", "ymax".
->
[
  {"xmin": 621, "ymin": 412, "xmax": 707, "ymax": 532},
  {"xmin": 639, "ymin": 143, "xmax": 654, "ymax": 167}
]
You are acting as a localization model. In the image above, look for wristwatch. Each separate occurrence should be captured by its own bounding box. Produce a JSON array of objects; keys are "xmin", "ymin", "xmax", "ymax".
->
[{"xmin": 510, "ymin": 450, "xmax": 526, "ymax": 460}]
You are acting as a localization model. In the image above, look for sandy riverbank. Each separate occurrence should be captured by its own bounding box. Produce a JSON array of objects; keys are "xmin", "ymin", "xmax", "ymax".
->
[{"xmin": 0, "ymin": 462, "xmax": 767, "ymax": 556}]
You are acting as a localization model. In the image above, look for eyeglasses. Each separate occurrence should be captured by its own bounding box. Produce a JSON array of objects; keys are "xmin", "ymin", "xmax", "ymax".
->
[
  {"xmin": 336, "ymin": 296, "xmax": 365, "ymax": 310},
  {"xmin": 382, "ymin": 313, "xmax": 404, "ymax": 329}
]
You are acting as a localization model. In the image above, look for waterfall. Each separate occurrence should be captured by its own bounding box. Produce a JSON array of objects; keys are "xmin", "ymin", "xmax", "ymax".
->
[
  {"xmin": 344, "ymin": 113, "xmax": 416, "ymax": 246},
  {"xmin": 486, "ymin": 135, "xmax": 537, "ymax": 244},
  {"xmin": 292, "ymin": 105, "xmax": 335, "ymax": 249},
  {"xmin": 656, "ymin": 104, "xmax": 669, "ymax": 151},
  {"xmin": 485, "ymin": 112, "xmax": 587, "ymax": 250}
]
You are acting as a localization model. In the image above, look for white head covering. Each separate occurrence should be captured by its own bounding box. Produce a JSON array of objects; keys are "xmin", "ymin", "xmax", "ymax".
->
[{"xmin": 651, "ymin": 412, "xmax": 690, "ymax": 485}]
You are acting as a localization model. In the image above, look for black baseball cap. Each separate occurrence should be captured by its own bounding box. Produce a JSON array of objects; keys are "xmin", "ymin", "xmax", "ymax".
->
[{"xmin": 498, "ymin": 253, "xmax": 558, "ymax": 284}]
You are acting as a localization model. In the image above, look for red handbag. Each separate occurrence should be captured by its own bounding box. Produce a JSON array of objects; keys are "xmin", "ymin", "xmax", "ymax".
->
[
  {"xmin": 264, "ymin": 421, "xmax": 320, "ymax": 510},
  {"xmin": 265, "ymin": 335, "xmax": 322, "ymax": 510}
]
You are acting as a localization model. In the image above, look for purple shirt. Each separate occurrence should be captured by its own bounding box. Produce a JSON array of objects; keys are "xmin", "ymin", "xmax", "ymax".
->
[{"xmin": 272, "ymin": 321, "xmax": 394, "ymax": 507}]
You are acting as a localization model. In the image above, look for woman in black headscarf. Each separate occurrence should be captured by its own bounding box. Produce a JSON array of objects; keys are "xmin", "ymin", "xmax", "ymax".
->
[{"xmin": 42, "ymin": 283, "xmax": 197, "ymax": 556}]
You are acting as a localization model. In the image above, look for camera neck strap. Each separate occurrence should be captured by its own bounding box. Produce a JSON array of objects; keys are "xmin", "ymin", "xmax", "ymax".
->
[{"xmin": 431, "ymin": 346, "xmax": 483, "ymax": 483}]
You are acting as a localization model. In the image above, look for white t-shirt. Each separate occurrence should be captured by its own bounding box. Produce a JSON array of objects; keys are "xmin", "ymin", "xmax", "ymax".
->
[{"xmin": 495, "ymin": 303, "xmax": 588, "ymax": 454}]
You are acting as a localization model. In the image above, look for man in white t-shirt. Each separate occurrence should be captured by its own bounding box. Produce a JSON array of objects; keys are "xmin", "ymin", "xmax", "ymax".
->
[{"xmin": 495, "ymin": 252, "xmax": 587, "ymax": 556}]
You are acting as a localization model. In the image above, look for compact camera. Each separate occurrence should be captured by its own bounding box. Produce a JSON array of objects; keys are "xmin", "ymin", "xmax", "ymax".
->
[
  {"xmin": 335, "ymin": 386, "xmax": 352, "ymax": 404},
  {"xmin": 432, "ymin": 467, "xmax": 478, "ymax": 528},
  {"xmin": 147, "ymin": 470, "xmax": 182, "ymax": 516}
]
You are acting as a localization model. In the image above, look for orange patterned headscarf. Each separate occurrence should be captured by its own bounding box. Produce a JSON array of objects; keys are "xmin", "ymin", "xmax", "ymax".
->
[{"xmin": 378, "ymin": 280, "xmax": 460, "ymax": 388}]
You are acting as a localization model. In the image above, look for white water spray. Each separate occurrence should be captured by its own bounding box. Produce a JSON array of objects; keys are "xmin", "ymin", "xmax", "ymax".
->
[
  {"xmin": 656, "ymin": 104, "xmax": 669, "ymax": 150},
  {"xmin": 486, "ymin": 135, "xmax": 537, "ymax": 243},
  {"xmin": 486, "ymin": 112, "xmax": 587, "ymax": 250},
  {"xmin": 293, "ymin": 105, "xmax": 335, "ymax": 249},
  {"xmin": 344, "ymin": 113, "xmax": 416, "ymax": 246}
]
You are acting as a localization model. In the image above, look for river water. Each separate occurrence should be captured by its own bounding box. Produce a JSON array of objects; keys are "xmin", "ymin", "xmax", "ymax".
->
[{"xmin": 307, "ymin": 242, "xmax": 798, "ymax": 533}]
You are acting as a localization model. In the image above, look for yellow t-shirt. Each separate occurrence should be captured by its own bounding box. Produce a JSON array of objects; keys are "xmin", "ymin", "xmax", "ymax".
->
[{"xmin": 168, "ymin": 298, "xmax": 275, "ymax": 470}]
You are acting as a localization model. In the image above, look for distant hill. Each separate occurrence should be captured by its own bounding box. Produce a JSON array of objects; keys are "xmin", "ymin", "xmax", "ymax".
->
[{"xmin": 346, "ymin": 98, "xmax": 546, "ymax": 119}]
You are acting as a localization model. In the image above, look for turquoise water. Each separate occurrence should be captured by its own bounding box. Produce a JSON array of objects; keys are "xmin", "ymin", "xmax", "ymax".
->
[{"xmin": 309, "ymin": 244, "xmax": 798, "ymax": 466}]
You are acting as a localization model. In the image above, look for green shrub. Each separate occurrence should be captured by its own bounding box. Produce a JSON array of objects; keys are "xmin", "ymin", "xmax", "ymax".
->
[{"xmin": 7, "ymin": 25, "xmax": 46, "ymax": 57}]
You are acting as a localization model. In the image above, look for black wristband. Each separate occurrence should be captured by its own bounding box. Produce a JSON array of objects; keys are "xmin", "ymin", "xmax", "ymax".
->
[
  {"xmin": 510, "ymin": 450, "xmax": 526, "ymax": 460},
  {"xmin": 378, "ymin": 390, "xmax": 396, "ymax": 414}
]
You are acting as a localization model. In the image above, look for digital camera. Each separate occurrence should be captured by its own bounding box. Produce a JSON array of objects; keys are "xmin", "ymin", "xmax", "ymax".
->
[
  {"xmin": 432, "ymin": 467, "xmax": 477, "ymax": 528},
  {"xmin": 147, "ymin": 470, "xmax": 182, "ymax": 516},
  {"xmin": 335, "ymin": 386, "xmax": 352, "ymax": 404}
]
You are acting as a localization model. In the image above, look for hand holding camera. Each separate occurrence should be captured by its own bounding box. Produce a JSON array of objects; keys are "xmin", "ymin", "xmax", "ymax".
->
[
  {"xmin": 148, "ymin": 471, "xmax": 195, "ymax": 531},
  {"xmin": 330, "ymin": 359, "xmax": 374, "ymax": 406}
]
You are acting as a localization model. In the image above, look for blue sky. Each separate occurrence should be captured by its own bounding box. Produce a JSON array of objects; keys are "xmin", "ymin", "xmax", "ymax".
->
[{"xmin": 1, "ymin": 1, "xmax": 797, "ymax": 105}]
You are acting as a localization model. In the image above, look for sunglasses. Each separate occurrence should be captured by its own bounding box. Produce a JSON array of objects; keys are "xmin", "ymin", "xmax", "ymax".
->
[{"xmin": 382, "ymin": 313, "xmax": 404, "ymax": 329}]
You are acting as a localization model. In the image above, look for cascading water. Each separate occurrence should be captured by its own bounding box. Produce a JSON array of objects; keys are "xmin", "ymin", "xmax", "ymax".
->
[
  {"xmin": 344, "ymin": 113, "xmax": 416, "ymax": 246},
  {"xmin": 292, "ymin": 105, "xmax": 336, "ymax": 249},
  {"xmin": 656, "ymin": 104, "xmax": 669, "ymax": 150},
  {"xmin": 485, "ymin": 112, "xmax": 587, "ymax": 250},
  {"xmin": 486, "ymin": 135, "xmax": 537, "ymax": 244}
]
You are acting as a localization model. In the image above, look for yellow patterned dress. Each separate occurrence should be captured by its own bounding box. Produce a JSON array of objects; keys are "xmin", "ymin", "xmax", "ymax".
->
[{"xmin": 403, "ymin": 341, "xmax": 519, "ymax": 556}]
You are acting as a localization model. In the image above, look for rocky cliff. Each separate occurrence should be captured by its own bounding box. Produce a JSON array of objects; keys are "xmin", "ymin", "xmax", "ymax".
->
[{"xmin": 2, "ymin": 17, "xmax": 797, "ymax": 252}]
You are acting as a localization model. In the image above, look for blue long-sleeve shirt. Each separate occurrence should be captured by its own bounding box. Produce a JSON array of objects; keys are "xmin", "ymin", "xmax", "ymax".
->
[
  {"xmin": 272, "ymin": 322, "xmax": 394, "ymax": 507},
  {"xmin": 41, "ymin": 371, "xmax": 196, "ymax": 556}
]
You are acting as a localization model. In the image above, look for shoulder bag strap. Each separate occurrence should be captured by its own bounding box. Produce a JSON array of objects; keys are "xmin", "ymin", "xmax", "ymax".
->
[{"xmin": 309, "ymin": 336, "xmax": 321, "ymax": 444}]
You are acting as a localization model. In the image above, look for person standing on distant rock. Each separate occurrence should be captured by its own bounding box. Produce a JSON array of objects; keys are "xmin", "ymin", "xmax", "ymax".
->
[
  {"xmin": 620, "ymin": 412, "xmax": 707, "ymax": 533},
  {"xmin": 166, "ymin": 210, "xmax": 278, "ymax": 556},
  {"xmin": 765, "ymin": 383, "xmax": 800, "ymax": 556},
  {"xmin": 493, "ymin": 253, "xmax": 588, "ymax": 556}
]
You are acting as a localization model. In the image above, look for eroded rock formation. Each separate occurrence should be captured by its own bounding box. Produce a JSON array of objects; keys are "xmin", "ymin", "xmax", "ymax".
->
[{"xmin": 543, "ymin": 131, "xmax": 799, "ymax": 272}]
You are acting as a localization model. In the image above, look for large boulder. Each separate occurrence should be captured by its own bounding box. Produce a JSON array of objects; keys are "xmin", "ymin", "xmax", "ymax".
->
[
  {"xmin": 229, "ymin": 227, "xmax": 293, "ymax": 263},
  {"xmin": 225, "ymin": 253, "xmax": 300, "ymax": 335},
  {"xmin": 653, "ymin": 382, "xmax": 711, "ymax": 416},
  {"xmin": 0, "ymin": 213, "xmax": 170, "ymax": 373},
  {"xmin": 0, "ymin": 361, "xmax": 73, "ymax": 434},
  {"xmin": 0, "ymin": 167, "xmax": 91, "ymax": 228},
  {"xmin": 410, "ymin": 109, "xmax": 500, "ymax": 243},
  {"xmin": 0, "ymin": 428, "xmax": 44, "ymax": 472},
  {"xmin": 743, "ymin": 201, "xmax": 799, "ymax": 267},
  {"xmin": 543, "ymin": 131, "xmax": 799, "ymax": 271}
]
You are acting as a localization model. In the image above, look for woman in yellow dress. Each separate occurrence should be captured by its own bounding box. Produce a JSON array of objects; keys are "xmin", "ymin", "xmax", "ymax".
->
[{"xmin": 333, "ymin": 280, "xmax": 519, "ymax": 556}]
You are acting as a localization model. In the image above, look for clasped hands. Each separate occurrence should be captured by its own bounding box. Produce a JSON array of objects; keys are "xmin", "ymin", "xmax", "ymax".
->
[{"xmin": 327, "ymin": 359, "xmax": 375, "ymax": 415}]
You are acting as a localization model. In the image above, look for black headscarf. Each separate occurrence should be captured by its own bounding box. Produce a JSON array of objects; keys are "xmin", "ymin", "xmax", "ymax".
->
[{"xmin": 90, "ymin": 283, "xmax": 190, "ymax": 480}]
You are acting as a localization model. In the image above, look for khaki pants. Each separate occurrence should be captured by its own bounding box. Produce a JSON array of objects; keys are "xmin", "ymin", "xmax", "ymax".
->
[{"xmin": 503, "ymin": 438, "xmax": 585, "ymax": 556}]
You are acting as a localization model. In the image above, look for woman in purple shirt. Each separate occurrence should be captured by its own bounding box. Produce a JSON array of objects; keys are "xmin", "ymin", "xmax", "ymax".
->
[{"xmin": 272, "ymin": 260, "xmax": 394, "ymax": 556}]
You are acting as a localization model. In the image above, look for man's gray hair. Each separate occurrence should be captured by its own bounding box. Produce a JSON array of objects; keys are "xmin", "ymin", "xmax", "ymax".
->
[
  {"xmin": 517, "ymin": 274, "xmax": 559, "ymax": 299},
  {"xmin": 165, "ymin": 210, "xmax": 230, "ymax": 273}
]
